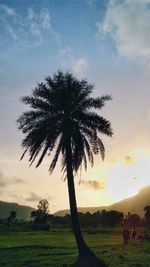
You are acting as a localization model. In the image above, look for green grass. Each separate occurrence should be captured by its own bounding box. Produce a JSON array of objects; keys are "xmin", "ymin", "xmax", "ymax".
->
[{"xmin": 0, "ymin": 227, "xmax": 150, "ymax": 266}]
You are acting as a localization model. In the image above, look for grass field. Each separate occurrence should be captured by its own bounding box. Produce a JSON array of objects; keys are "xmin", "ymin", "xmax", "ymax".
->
[{"xmin": 0, "ymin": 227, "xmax": 150, "ymax": 267}]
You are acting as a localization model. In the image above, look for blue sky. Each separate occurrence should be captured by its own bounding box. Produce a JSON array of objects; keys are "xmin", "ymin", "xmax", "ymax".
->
[{"xmin": 1, "ymin": 0, "xmax": 150, "ymax": 212}]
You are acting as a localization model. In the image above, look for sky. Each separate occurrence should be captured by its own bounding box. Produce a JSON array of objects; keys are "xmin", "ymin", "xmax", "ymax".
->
[{"xmin": 0, "ymin": 0, "xmax": 150, "ymax": 213}]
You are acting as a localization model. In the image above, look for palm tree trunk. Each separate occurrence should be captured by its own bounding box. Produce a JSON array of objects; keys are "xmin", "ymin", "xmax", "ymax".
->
[{"xmin": 65, "ymin": 139, "xmax": 87, "ymax": 255}]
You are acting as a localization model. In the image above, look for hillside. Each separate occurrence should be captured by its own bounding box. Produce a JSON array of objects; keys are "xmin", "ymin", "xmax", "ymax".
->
[
  {"xmin": 0, "ymin": 201, "xmax": 34, "ymax": 220},
  {"xmin": 54, "ymin": 185, "xmax": 150, "ymax": 217}
]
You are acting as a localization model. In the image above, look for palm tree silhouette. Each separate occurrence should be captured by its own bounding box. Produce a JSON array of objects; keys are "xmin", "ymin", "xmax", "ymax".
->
[{"xmin": 17, "ymin": 71, "xmax": 113, "ymax": 266}]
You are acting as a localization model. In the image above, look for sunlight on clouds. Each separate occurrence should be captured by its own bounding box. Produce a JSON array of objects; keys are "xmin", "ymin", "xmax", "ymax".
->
[
  {"xmin": 123, "ymin": 155, "xmax": 135, "ymax": 165},
  {"xmin": 80, "ymin": 180, "xmax": 105, "ymax": 190},
  {"xmin": 107, "ymin": 148, "xmax": 150, "ymax": 202}
]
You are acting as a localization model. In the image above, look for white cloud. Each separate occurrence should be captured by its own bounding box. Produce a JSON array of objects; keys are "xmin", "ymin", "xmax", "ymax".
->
[
  {"xmin": 99, "ymin": 0, "xmax": 150, "ymax": 69},
  {"xmin": 0, "ymin": 4, "xmax": 16, "ymax": 16},
  {"xmin": 59, "ymin": 46, "xmax": 73, "ymax": 58},
  {"xmin": 27, "ymin": 8, "xmax": 34, "ymax": 20},
  {"xmin": 0, "ymin": 4, "xmax": 88, "ymax": 76},
  {"xmin": 26, "ymin": 7, "xmax": 61, "ymax": 46},
  {"xmin": 30, "ymin": 21, "xmax": 43, "ymax": 44},
  {"xmin": 59, "ymin": 46, "xmax": 89, "ymax": 77},
  {"xmin": 27, "ymin": 8, "xmax": 52, "ymax": 45},
  {"xmin": 0, "ymin": 5, "xmax": 55, "ymax": 46},
  {"xmin": 71, "ymin": 57, "xmax": 89, "ymax": 77},
  {"xmin": 7, "ymin": 25, "xmax": 18, "ymax": 41},
  {"xmin": 40, "ymin": 8, "xmax": 50, "ymax": 30}
]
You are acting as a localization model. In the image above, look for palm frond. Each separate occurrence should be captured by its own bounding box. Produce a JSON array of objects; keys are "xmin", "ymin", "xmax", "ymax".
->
[
  {"xmin": 82, "ymin": 95, "xmax": 112, "ymax": 110},
  {"xmin": 49, "ymin": 135, "xmax": 63, "ymax": 173},
  {"xmin": 17, "ymin": 70, "xmax": 113, "ymax": 175},
  {"xmin": 82, "ymin": 135, "xmax": 94, "ymax": 167},
  {"xmin": 20, "ymin": 149, "xmax": 27, "ymax": 161},
  {"xmin": 97, "ymin": 137, "xmax": 105, "ymax": 160},
  {"xmin": 35, "ymin": 141, "xmax": 51, "ymax": 168},
  {"xmin": 79, "ymin": 111, "xmax": 113, "ymax": 136},
  {"xmin": 21, "ymin": 95, "xmax": 51, "ymax": 111}
]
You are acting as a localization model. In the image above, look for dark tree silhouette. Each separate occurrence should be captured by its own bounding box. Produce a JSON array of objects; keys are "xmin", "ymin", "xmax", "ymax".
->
[
  {"xmin": 31, "ymin": 210, "xmax": 37, "ymax": 221},
  {"xmin": 144, "ymin": 205, "xmax": 150, "ymax": 226},
  {"xmin": 31, "ymin": 199, "xmax": 49, "ymax": 226},
  {"xmin": 17, "ymin": 71, "xmax": 113, "ymax": 266},
  {"xmin": 38, "ymin": 199, "xmax": 49, "ymax": 214},
  {"xmin": 9, "ymin": 210, "xmax": 17, "ymax": 219},
  {"xmin": 101, "ymin": 210, "xmax": 124, "ymax": 227},
  {"xmin": 8, "ymin": 210, "xmax": 17, "ymax": 223},
  {"xmin": 125, "ymin": 213, "xmax": 141, "ymax": 226}
]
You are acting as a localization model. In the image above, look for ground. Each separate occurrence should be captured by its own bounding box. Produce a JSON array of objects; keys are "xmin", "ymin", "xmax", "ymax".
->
[{"xmin": 0, "ymin": 227, "xmax": 150, "ymax": 267}]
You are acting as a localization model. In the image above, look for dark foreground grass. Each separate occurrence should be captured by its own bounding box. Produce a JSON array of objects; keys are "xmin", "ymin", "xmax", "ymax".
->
[{"xmin": 0, "ymin": 227, "xmax": 150, "ymax": 267}]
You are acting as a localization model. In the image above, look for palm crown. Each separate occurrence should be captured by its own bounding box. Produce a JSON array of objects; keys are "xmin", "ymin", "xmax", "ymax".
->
[{"xmin": 17, "ymin": 71, "xmax": 113, "ymax": 174}]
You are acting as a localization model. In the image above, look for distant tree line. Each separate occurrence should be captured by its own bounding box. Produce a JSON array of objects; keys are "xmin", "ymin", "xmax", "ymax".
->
[
  {"xmin": 47, "ymin": 210, "xmax": 143, "ymax": 228},
  {"xmin": 1, "ymin": 202, "xmax": 150, "ymax": 230},
  {"xmin": 29, "ymin": 201, "xmax": 150, "ymax": 229}
]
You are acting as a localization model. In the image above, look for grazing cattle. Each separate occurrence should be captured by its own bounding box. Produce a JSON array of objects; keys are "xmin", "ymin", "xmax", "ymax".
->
[
  {"xmin": 122, "ymin": 229, "xmax": 130, "ymax": 244},
  {"xmin": 131, "ymin": 227, "xmax": 136, "ymax": 242}
]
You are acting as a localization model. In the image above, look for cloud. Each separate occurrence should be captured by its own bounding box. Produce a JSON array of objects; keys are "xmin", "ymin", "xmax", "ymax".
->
[
  {"xmin": 7, "ymin": 25, "xmax": 18, "ymax": 41},
  {"xmin": 0, "ymin": 4, "xmax": 88, "ymax": 76},
  {"xmin": 30, "ymin": 21, "xmax": 43, "ymax": 44},
  {"xmin": 59, "ymin": 46, "xmax": 73, "ymax": 58},
  {"xmin": 26, "ymin": 8, "xmax": 52, "ymax": 45},
  {"xmin": 25, "ymin": 192, "xmax": 43, "ymax": 202},
  {"xmin": 98, "ymin": 0, "xmax": 150, "ymax": 69},
  {"xmin": 59, "ymin": 46, "xmax": 89, "ymax": 77},
  {"xmin": 0, "ymin": 171, "xmax": 23, "ymax": 188},
  {"xmin": 40, "ymin": 8, "xmax": 50, "ymax": 30},
  {"xmin": 27, "ymin": 8, "xmax": 59, "ymax": 45},
  {"xmin": 0, "ymin": 4, "xmax": 16, "ymax": 16},
  {"xmin": 0, "ymin": 5, "xmax": 59, "ymax": 46},
  {"xmin": 124, "ymin": 155, "xmax": 134, "ymax": 164},
  {"xmin": 25, "ymin": 192, "xmax": 52, "ymax": 203},
  {"xmin": 71, "ymin": 57, "xmax": 89, "ymax": 77},
  {"xmin": 81, "ymin": 179, "xmax": 105, "ymax": 190},
  {"xmin": 27, "ymin": 8, "xmax": 34, "ymax": 20}
]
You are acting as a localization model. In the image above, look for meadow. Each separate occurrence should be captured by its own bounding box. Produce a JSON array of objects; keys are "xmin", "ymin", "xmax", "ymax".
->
[{"xmin": 0, "ymin": 227, "xmax": 150, "ymax": 267}]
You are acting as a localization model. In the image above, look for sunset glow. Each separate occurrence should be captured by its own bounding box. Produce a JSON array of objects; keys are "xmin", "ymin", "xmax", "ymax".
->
[{"xmin": 107, "ymin": 148, "xmax": 150, "ymax": 202}]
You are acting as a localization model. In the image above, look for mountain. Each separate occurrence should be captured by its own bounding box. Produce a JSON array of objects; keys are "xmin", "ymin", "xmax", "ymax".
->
[
  {"xmin": 54, "ymin": 186, "xmax": 150, "ymax": 217},
  {"xmin": 0, "ymin": 201, "xmax": 34, "ymax": 220}
]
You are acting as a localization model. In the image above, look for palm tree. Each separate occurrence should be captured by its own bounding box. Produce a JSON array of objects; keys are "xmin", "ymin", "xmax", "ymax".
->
[{"xmin": 17, "ymin": 71, "xmax": 113, "ymax": 266}]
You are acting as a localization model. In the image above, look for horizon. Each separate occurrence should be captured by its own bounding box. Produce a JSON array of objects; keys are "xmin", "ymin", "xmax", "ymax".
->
[
  {"xmin": 1, "ymin": 0, "xmax": 150, "ymax": 213},
  {"xmin": 1, "ymin": 180, "xmax": 150, "ymax": 214}
]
